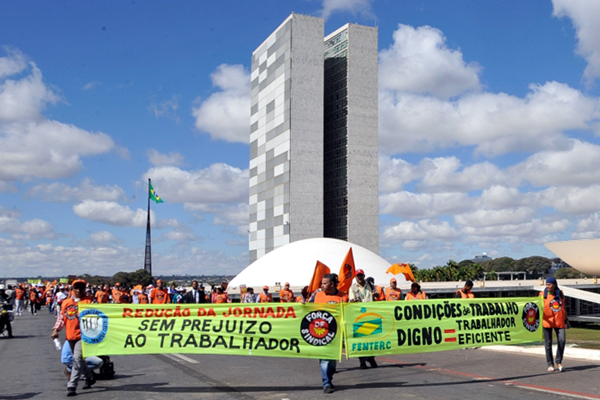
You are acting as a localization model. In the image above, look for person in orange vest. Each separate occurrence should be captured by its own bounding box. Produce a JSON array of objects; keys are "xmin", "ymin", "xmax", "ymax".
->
[
  {"xmin": 385, "ymin": 278, "xmax": 402, "ymax": 301},
  {"xmin": 149, "ymin": 279, "xmax": 171, "ymax": 304},
  {"xmin": 259, "ymin": 286, "xmax": 273, "ymax": 303},
  {"xmin": 138, "ymin": 286, "xmax": 149, "ymax": 304},
  {"xmin": 405, "ymin": 282, "xmax": 426, "ymax": 300},
  {"xmin": 295, "ymin": 286, "xmax": 309, "ymax": 304},
  {"xmin": 214, "ymin": 287, "xmax": 230, "ymax": 304},
  {"xmin": 111, "ymin": 283, "xmax": 125, "ymax": 304},
  {"xmin": 310, "ymin": 273, "xmax": 347, "ymax": 394},
  {"xmin": 14, "ymin": 284, "xmax": 25, "ymax": 316},
  {"xmin": 456, "ymin": 280, "xmax": 475, "ymax": 298},
  {"xmin": 46, "ymin": 288, "xmax": 55, "ymax": 313},
  {"xmin": 540, "ymin": 277, "xmax": 568, "ymax": 372},
  {"xmin": 51, "ymin": 279, "xmax": 96, "ymax": 396},
  {"xmin": 95, "ymin": 285, "xmax": 109, "ymax": 304},
  {"xmin": 29, "ymin": 286, "xmax": 39, "ymax": 315},
  {"xmin": 279, "ymin": 282, "xmax": 294, "ymax": 302},
  {"xmin": 366, "ymin": 277, "xmax": 385, "ymax": 301}
]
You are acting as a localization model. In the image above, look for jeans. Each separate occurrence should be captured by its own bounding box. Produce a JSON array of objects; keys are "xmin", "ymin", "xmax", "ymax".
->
[
  {"xmin": 15, "ymin": 300, "xmax": 23, "ymax": 315},
  {"xmin": 543, "ymin": 327, "xmax": 566, "ymax": 366},
  {"xmin": 64, "ymin": 356, "xmax": 104, "ymax": 373},
  {"xmin": 319, "ymin": 359, "xmax": 336, "ymax": 388}
]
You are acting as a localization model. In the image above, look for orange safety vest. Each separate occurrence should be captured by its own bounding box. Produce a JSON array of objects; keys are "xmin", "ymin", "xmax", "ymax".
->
[
  {"xmin": 259, "ymin": 293, "xmax": 273, "ymax": 303},
  {"xmin": 138, "ymin": 293, "xmax": 149, "ymax": 304},
  {"xmin": 313, "ymin": 290, "xmax": 348, "ymax": 304},
  {"xmin": 214, "ymin": 293, "xmax": 229, "ymax": 304},
  {"xmin": 279, "ymin": 289, "xmax": 294, "ymax": 302},
  {"xmin": 29, "ymin": 290, "xmax": 38, "ymax": 302},
  {"xmin": 112, "ymin": 289, "xmax": 124, "ymax": 304},
  {"xmin": 61, "ymin": 296, "xmax": 94, "ymax": 341},
  {"xmin": 95, "ymin": 290, "xmax": 109, "ymax": 304},
  {"xmin": 295, "ymin": 295, "xmax": 306, "ymax": 303},
  {"xmin": 386, "ymin": 287, "xmax": 402, "ymax": 301},
  {"xmin": 540, "ymin": 291, "xmax": 567, "ymax": 329},
  {"xmin": 374, "ymin": 286, "xmax": 385, "ymax": 301},
  {"xmin": 405, "ymin": 291, "xmax": 426, "ymax": 300},
  {"xmin": 457, "ymin": 289, "xmax": 474, "ymax": 299},
  {"xmin": 15, "ymin": 288, "xmax": 25, "ymax": 300},
  {"xmin": 150, "ymin": 288, "xmax": 170, "ymax": 304}
]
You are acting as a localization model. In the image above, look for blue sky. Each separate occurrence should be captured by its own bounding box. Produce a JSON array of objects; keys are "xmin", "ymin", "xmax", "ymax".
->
[{"xmin": 1, "ymin": 0, "xmax": 600, "ymax": 278}]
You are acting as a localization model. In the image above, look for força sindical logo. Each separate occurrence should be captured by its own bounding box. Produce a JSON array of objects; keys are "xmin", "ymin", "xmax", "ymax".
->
[
  {"xmin": 80, "ymin": 309, "xmax": 109, "ymax": 344},
  {"xmin": 300, "ymin": 310, "xmax": 337, "ymax": 346},
  {"xmin": 521, "ymin": 302, "xmax": 540, "ymax": 333}
]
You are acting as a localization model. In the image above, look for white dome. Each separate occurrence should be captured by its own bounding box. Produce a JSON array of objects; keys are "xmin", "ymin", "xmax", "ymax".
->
[
  {"xmin": 228, "ymin": 238, "xmax": 404, "ymax": 291},
  {"xmin": 545, "ymin": 239, "xmax": 600, "ymax": 276}
]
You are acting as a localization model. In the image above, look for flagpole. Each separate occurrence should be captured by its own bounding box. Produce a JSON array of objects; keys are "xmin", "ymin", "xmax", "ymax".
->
[{"xmin": 144, "ymin": 178, "xmax": 152, "ymax": 276}]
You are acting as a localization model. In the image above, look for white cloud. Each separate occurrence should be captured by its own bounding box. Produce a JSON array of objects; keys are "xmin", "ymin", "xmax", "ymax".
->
[
  {"xmin": 0, "ymin": 50, "xmax": 119, "ymax": 182},
  {"xmin": 417, "ymin": 157, "xmax": 506, "ymax": 193},
  {"xmin": 380, "ymin": 24, "xmax": 481, "ymax": 99},
  {"xmin": 454, "ymin": 207, "xmax": 535, "ymax": 228},
  {"xmin": 147, "ymin": 149, "xmax": 185, "ymax": 167},
  {"xmin": 161, "ymin": 226, "xmax": 198, "ymax": 242},
  {"xmin": 508, "ymin": 140, "xmax": 600, "ymax": 187},
  {"xmin": 320, "ymin": 0, "xmax": 374, "ymax": 20},
  {"xmin": 480, "ymin": 186, "xmax": 525, "ymax": 210},
  {"xmin": 90, "ymin": 231, "xmax": 120, "ymax": 243},
  {"xmin": 380, "ymin": 81, "xmax": 599, "ymax": 156},
  {"xmin": 148, "ymin": 95, "xmax": 180, "ymax": 124},
  {"xmin": 0, "ymin": 47, "xmax": 27, "ymax": 79},
  {"xmin": 553, "ymin": 0, "xmax": 600, "ymax": 86},
  {"xmin": 536, "ymin": 185, "xmax": 600, "ymax": 214},
  {"xmin": 0, "ymin": 207, "xmax": 56, "ymax": 240},
  {"xmin": 192, "ymin": 64, "xmax": 250, "ymax": 143},
  {"xmin": 383, "ymin": 219, "xmax": 460, "ymax": 241},
  {"xmin": 73, "ymin": 200, "xmax": 151, "ymax": 227},
  {"xmin": 82, "ymin": 81, "xmax": 101, "ymax": 90},
  {"xmin": 574, "ymin": 212, "xmax": 600, "ymax": 239},
  {"xmin": 379, "ymin": 156, "xmax": 422, "ymax": 193},
  {"xmin": 143, "ymin": 163, "xmax": 248, "ymax": 205},
  {"xmin": 24, "ymin": 178, "xmax": 126, "ymax": 202},
  {"xmin": 380, "ymin": 191, "xmax": 474, "ymax": 219}
]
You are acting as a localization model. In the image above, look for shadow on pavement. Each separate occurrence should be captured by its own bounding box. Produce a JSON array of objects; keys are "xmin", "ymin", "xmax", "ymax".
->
[{"xmin": 0, "ymin": 393, "xmax": 43, "ymax": 400}]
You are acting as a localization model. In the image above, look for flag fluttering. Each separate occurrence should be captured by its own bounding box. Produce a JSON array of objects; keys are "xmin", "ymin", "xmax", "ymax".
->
[
  {"xmin": 149, "ymin": 182, "xmax": 164, "ymax": 204},
  {"xmin": 386, "ymin": 263, "xmax": 416, "ymax": 282},
  {"xmin": 337, "ymin": 247, "xmax": 355, "ymax": 292},
  {"xmin": 308, "ymin": 261, "xmax": 330, "ymax": 294}
]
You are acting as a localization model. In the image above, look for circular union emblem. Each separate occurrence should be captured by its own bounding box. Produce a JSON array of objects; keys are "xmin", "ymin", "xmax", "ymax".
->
[
  {"xmin": 65, "ymin": 304, "xmax": 79, "ymax": 320},
  {"xmin": 550, "ymin": 299, "xmax": 562, "ymax": 313},
  {"xmin": 80, "ymin": 309, "xmax": 109, "ymax": 344},
  {"xmin": 300, "ymin": 310, "xmax": 337, "ymax": 346},
  {"xmin": 522, "ymin": 302, "xmax": 540, "ymax": 333}
]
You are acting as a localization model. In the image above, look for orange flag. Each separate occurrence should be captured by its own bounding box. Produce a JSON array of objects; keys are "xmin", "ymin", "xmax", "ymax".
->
[
  {"xmin": 337, "ymin": 247, "xmax": 355, "ymax": 292},
  {"xmin": 386, "ymin": 263, "xmax": 416, "ymax": 282},
  {"xmin": 308, "ymin": 261, "xmax": 330, "ymax": 294}
]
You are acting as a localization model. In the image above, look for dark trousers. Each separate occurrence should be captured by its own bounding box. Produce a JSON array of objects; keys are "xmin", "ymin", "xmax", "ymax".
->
[
  {"xmin": 0, "ymin": 314, "xmax": 12, "ymax": 336},
  {"xmin": 543, "ymin": 327, "xmax": 566, "ymax": 366},
  {"xmin": 359, "ymin": 356, "xmax": 376, "ymax": 366}
]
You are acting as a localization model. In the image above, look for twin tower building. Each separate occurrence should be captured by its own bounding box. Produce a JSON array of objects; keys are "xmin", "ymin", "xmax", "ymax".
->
[{"xmin": 249, "ymin": 14, "xmax": 379, "ymax": 263}]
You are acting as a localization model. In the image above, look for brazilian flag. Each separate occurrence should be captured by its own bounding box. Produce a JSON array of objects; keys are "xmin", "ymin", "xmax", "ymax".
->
[{"xmin": 149, "ymin": 182, "xmax": 164, "ymax": 204}]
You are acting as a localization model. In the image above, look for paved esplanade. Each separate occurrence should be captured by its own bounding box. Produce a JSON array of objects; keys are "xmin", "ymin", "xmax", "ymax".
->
[{"xmin": 1, "ymin": 311, "xmax": 599, "ymax": 399}]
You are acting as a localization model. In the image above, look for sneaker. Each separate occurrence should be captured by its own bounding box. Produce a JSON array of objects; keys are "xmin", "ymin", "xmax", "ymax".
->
[
  {"xmin": 323, "ymin": 386, "xmax": 335, "ymax": 394},
  {"xmin": 67, "ymin": 387, "xmax": 77, "ymax": 396},
  {"xmin": 547, "ymin": 366, "xmax": 555, "ymax": 372},
  {"xmin": 557, "ymin": 364, "xmax": 564, "ymax": 372}
]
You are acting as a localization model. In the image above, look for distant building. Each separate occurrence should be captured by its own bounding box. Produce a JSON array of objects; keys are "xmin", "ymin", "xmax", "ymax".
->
[
  {"xmin": 471, "ymin": 253, "xmax": 492, "ymax": 263},
  {"xmin": 248, "ymin": 14, "xmax": 378, "ymax": 263}
]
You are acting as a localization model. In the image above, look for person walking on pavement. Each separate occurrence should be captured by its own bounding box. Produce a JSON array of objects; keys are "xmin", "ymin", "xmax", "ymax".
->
[
  {"xmin": 349, "ymin": 269, "xmax": 378, "ymax": 369},
  {"xmin": 540, "ymin": 277, "xmax": 568, "ymax": 372},
  {"xmin": 51, "ymin": 279, "xmax": 96, "ymax": 396},
  {"xmin": 310, "ymin": 273, "xmax": 348, "ymax": 394}
]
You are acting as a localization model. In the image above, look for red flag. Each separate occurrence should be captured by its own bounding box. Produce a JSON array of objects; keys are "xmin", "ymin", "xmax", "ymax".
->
[
  {"xmin": 337, "ymin": 247, "xmax": 355, "ymax": 292},
  {"xmin": 308, "ymin": 261, "xmax": 330, "ymax": 294}
]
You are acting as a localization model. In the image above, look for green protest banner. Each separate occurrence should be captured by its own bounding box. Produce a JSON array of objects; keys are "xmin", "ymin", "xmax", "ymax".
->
[
  {"xmin": 80, "ymin": 303, "xmax": 343, "ymax": 360},
  {"xmin": 344, "ymin": 297, "xmax": 543, "ymax": 357}
]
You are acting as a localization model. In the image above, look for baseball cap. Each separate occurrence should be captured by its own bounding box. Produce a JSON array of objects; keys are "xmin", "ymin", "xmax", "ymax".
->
[
  {"xmin": 263, "ymin": 285, "xmax": 269, "ymax": 290},
  {"xmin": 72, "ymin": 279, "xmax": 87, "ymax": 288},
  {"xmin": 355, "ymin": 269, "xmax": 365, "ymax": 276},
  {"xmin": 390, "ymin": 278, "xmax": 397, "ymax": 282}
]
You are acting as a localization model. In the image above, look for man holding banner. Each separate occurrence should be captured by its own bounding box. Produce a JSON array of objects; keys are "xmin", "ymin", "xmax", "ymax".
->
[
  {"xmin": 349, "ymin": 269, "xmax": 378, "ymax": 369},
  {"xmin": 311, "ymin": 273, "xmax": 347, "ymax": 394}
]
